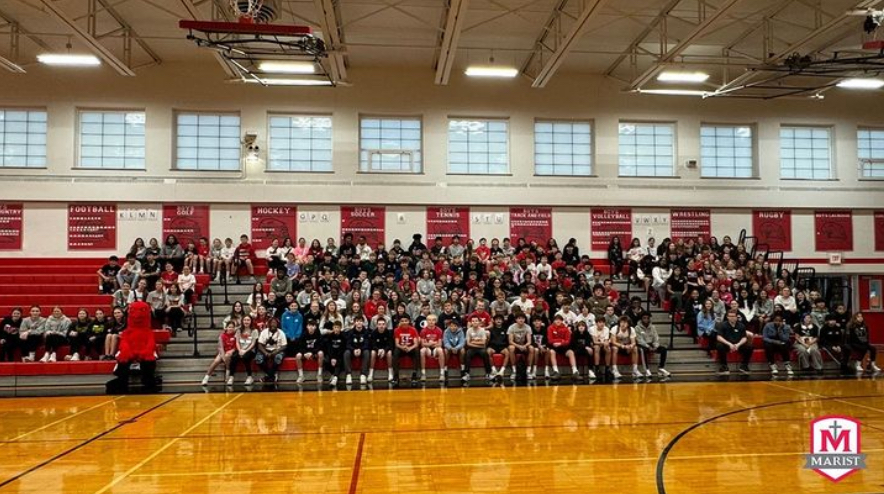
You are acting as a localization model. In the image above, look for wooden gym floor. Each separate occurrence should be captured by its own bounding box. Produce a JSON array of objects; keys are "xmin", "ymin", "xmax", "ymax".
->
[{"xmin": 0, "ymin": 379, "xmax": 882, "ymax": 494}]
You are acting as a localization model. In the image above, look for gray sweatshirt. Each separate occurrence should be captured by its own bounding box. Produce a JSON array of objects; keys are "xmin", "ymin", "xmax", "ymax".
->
[{"xmin": 635, "ymin": 321, "xmax": 660, "ymax": 349}]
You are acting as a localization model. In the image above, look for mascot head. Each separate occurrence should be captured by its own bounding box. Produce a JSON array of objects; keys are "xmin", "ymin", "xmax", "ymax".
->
[{"xmin": 128, "ymin": 301, "xmax": 152, "ymax": 331}]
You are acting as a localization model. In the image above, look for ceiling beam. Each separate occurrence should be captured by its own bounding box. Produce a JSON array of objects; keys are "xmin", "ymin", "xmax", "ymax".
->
[
  {"xmin": 434, "ymin": 0, "xmax": 469, "ymax": 85},
  {"xmin": 37, "ymin": 0, "xmax": 136, "ymax": 76},
  {"xmin": 314, "ymin": 0, "xmax": 348, "ymax": 83},
  {"xmin": 95, "ymin": 0, "xmax": 162, "ymax": 67},
  {"xmin": 628, "ymin": 0, "xmax": 744, "ymax": 90},
  {"xmin": 0, "ymin": 54, "xmax": 25, "ymax": 73},
  {"xmin": 0, "ymin": 6, "xmax": 52, "ymax": 52},
  {"xmin": 178, "ymin": 0, "xmax": 236, "ymax": 77},
  {"xmin": 604, "ymin": 0, "xmax": 682, "ymax": 76},
  {"xmin": 522, "ymin": 0, "xmax": 611, "ymax": 88}
]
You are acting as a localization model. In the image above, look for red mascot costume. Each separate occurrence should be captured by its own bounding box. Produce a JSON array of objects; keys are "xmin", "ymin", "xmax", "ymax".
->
[{"xmin": 107, "ymin": 301, "xmax": 160, "ymax": 393}]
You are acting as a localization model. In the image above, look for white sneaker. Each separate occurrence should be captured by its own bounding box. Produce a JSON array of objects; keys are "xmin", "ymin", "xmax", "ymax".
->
[
  {"xmin": 462, "ymin": 373, "xmax": 470, "ymax": 382},
  {"xmin": 71, "ymin": 353, "xmax": 80, "ymax": 361},
  {"xmin": 387, "ymin": 370, "xmax": 394, "ymax": 382},
  {"xmin": 659, "ymin": 368, "xmax": 671, "ymax": 378},
  {"xmin": 244, "ymin": 376, "xmax": 254, "ymax": 385},
  {"xmin": 633, "ymin": 368, "xmax": 644, "ymax": 379},
  {"xmin": 527, "ymin": 371, "xmax": 535, "ymax": 380},
  {"xmin": 22, "ymin": 354, "xmax": 34, "ymax": 363},
  {"xmin": 360, "ymin": 375, "xmax": 367, "ymax": 385},
  {"xmin": 871, "ymin": 363, "xmax": 882, "ymax": 373},
  {"xmin": 645, "ymin": 368, "xmax": 653, "ymax": 378},
  {"xmin": 40, "ymin": 353, "xmax": 50, "ymax": 363},
  {"xmin": 226, "ymin": 376, "xmax": 234, "ymax": 385},
  {"xmin": 587, "ymin": 369, "xmax": 597, "ymax": 380},
  {"xmin": 48, "ymin": 352, "xmax": 57, "ymax": 362},
  {"xmin": 854, "ymin": 361, "xmax": 863, "ymax": 373},
  {"xmin": 612, "ymin": 367, "xmax": 622, "ymax": 379},
  {"xmin": 317, "ymin": 372, "xmax": 324, "ymax": 383},
  {"xmin": 785, "ymin": 363, "xmax": 794, "ymax": 376},
  {"xmin": 440, "ymin": 372, "xmax": 447, "ymax": 382},
  {"xmin": 330, "ymin": 376, "xmax": 338, "ymax": 386},
  {"xmin": 345, "ymin": 374, "xmax": 353, "ymax": 385},
  {"xmin": 296, "ymin": 374, "xmax": 304, "ymax": 384},
  {"xmin": 367, "ymin": 371, "xmax": 374, "ymax": 383},
  {"xmin": 201, "ymin": 375, "xmax": 210, "ymax": 386},
  {"xmin": 770, "ymin": 364, "xmax": 779, "ymax": 375}
]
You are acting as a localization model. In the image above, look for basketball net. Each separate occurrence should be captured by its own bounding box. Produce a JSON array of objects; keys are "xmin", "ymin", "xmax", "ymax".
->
[{"xmin": 230, "ymin": 0, "xmax": 264, "ymax": 24}]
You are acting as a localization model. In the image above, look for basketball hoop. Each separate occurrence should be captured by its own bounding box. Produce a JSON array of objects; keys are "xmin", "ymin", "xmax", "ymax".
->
[{"xmin": 230, "ymin": 0, "xmax": 280, "ymax": 24}]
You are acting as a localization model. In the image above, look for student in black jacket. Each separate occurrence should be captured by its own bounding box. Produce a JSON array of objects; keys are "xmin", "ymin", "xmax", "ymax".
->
[
  {"xmin": 846, "ymin": 313, "xmax": 880, "ymax": 374},
  {"xmin": 344, "ymin": 317, "xmax": 371, "ymax": 385},
  {"xmin": 369, "ymin": 318, "xmax": 394, "ymax": 383},
  {"xmin": 607, "ymin": 237, "xmax": 624, "ymax": 280},
  {"xmin": 295, "ymin": 320, "xmax": 324, "ymax": 384},
  {"xmin": 324, "ymin": 321, "xmax": 347, "ymax": 386},
  {"xmin": 0, "ymin": 308, "xmax": 23, "ymax": 362},
  {"xmin": 818, "ymin": 315, "xmax": 848, "ymax": 373}
]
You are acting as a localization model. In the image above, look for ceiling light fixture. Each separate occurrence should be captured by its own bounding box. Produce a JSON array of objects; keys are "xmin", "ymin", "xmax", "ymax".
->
[
  {"xmin": 37, "ymin": 53, "xmax": 101, "ymax": 66},
  {"xmin": 637, "ymin": 88, "xmax": 708, "ymax": 97},
  {"xmin": 836, "ymin": 78, "xmax": 884, "ymax": 89},
  {"xmin": 464, "ymin": 65, "xmax": 519, "ymax": 78},
  {"xmin": 238, "ymin": 77, "xmax": 333, "ymax": 86},
  {"xmin": 657, "ymin": 71, "xmax": 710, "ymax": 83},
  {"xmin": 257, "ymin": 61, "xmax": 317, "ymax": 74}
]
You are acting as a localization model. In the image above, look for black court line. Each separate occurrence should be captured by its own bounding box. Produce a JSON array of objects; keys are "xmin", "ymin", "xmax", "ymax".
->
[
  {"xmin": 655, "ymin": 393, "xmax": 884, "ymax": 494},
  {"xmin": 347, "ymin": 433, "xmax": 366, "ymax": 494},
  {"xmin": 0, "ymin": 394, "xmax": 182, "ymax": 490}
]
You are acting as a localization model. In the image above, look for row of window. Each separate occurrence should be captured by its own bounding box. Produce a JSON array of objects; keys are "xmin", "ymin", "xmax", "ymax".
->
[{"xmin": 2, "ymin": 109, "xmax": 884, "ymax": 179}]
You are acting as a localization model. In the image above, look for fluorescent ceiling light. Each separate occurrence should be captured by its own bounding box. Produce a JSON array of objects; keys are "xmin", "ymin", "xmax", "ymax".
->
[
  {"xmin": 836, "ymin": 78, "xmax": 884, "ymax": 89},
  {"xmin": 464, "ymin": 66, "xmax": 519, "ymax": 78},
  {"xmin": 240, "ymin": 77, "xmax": 333, "ymax": 86},
  {"xmin": 37, "ymin": 54, "xmax": 101, "ymax": 66},
  {"xmin": 257, "ymin": 61, "xmax": 316, "ymax": 74},
  {"xmin": 637, "ymin": 89, "xmax": 708, "ymax": 97},
  {"xmin": 657, "ymin": 71, "xmax": 709, "ymax": 83}
]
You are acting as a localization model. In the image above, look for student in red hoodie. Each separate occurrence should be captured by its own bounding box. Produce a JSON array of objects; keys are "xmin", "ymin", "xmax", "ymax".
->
[
  {"xmin": 547, "ymin": 314, "xmax": 577, "ymax": 380},
  {"xmin": 419, "ymin": 314, "xmax": 445, "ymax": 382},
  {"xmin": 233, "ymin": 234, "xmax": 256, "ymax": 279},
  {"xmin": 392, "ymin": 315, "xmax": 420, "ymax": 385}
]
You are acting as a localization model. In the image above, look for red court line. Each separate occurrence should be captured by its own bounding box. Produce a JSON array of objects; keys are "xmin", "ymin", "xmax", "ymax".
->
[{"xmin": 348, "ymin": 432, "xmax": 366, "ymax": 494}]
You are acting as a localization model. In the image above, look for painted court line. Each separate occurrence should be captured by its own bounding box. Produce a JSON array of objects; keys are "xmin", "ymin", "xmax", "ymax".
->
[
  {"xmin": 764, "ymin": 382, "xmax": 884, "ymax": 416},
  {"xmin": 2, "ymin": 397, "xmax": 122, "ymax": 443},
  {"xmin": 93, "ymin": 393, "xmax": 244, "ymax": 494}
]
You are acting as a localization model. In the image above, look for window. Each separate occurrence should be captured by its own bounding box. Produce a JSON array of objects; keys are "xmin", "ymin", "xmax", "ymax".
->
[
  {"xmin": 700, "ymin": 125, "xmax": 754, "ymax": 178},
  {"xmin": 0, "ymin": 109, "xmax": 47, "ymax": 168},
  {"xmin": 78, "ymin": 110, "xmax": 145, "ymax": 169},
  {"xmin": 268, "ymin": 115, "xmax": 332, "ymax": 172},
  {"xmin": 448, "ymin": 119, "xmax": 509, "ymax": 174},
  {"xmin": 780, "ymin": 126, "xmax": 832, "ymax": 179},
  {"xmin": 534, "ymin": 121, "xmax": 592, "ymax": 176},
  {"xmin": 857, "ymin": 128, "xmax": 884, "ymax": 178},
  {"xmin": 360, "ymin": 117, "xmax": 422, "ymax": 173},
  {"xmin": 176, "ymin": 112, "xmax": 241, "ymax": 171},
  {"xmin": 618, "ymin": 122, "xmax": 675, "ymax": 177}
]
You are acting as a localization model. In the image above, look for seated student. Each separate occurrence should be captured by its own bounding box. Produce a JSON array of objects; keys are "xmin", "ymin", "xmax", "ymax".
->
[
  {"xmin": 19, "ymin": 306, "xmax": 47, "ymax": 362},
  {"xmin": 325, "ymin": 321, "xmax": 348, "ymax": 386},
  {"xmin": 160, "ymin": 235, "xmax": 185, "ymax": 272},
  {"xmin": 715, "ymin": 309, "xmax": 753, "ymax": 375},
  {"xmin": 294, "ymin": 320, "xmax": 324, "ymax": 384},
  {"xmin": 570, "ymin": 321, "xmax": 595, "ymax": 380},
  {"xmin": 463, "ymin": 315, "xmax": 492, "ymax": 382},
  {"xmin": 228, "ymin": 316, "xmax": 257, "ymax": 385},
  {"xmin": 233, "ymin": 234, "xmax": 256, "ymax": 279},
  {"xmin": 141, "ymin": 252, "xmax": 162, "ymax": 289},
  {"xmin": 547, "ymin": 314, "xmax": 577, "ymax": 380},
  {"xmin": 41, "ymin": 306, "xmax": 71, "ymax": 363},
  {"xmin": 818, "ymin": 314, "xmax": 848, "ymax": 373},
  {"xmin": 201, "ymin": 321, "xmax": 237, "ymax": 386},
  {"xmin": 392, "ymin": 316, "xmax": 420, "ymax": 385},
  {"xmin": 344, "ymin": 317, "xmax": 371, "ymax": 385},
  {"xmin": 762, "ymin": 313, "xmax": 793, "ymax": 376},
  {"xmin": 84, "ymin": 309, "xmax": 109, "ymax": 360},
  {"xmin": 102, "ymin": 307, "xmax": 127, "ymax": 361},
  {"xmin": 368, "ymin": 318, "xmax": 394, "ymax": 383},
  {"xmin": 419, "ymin": 314, "xmax": 445, "ymax": 382},
  {"xmin": 146, "ymin": 280, "xmax": 167, "ymax": 328},
  {"xmin": 442, "ymin": 318, "xmax": 465, "ymax": 380},
  {"xmin": 218, "ymin": 237, "xmax": 236, "ymax": 281},
  {"xmin": 112, "ymin": 282, "xmax": 133, "ymax": 311},
  {"xmin": 506, "ymin": 312, "xmax": 535, "ymax": 380},
  {"xmin": 794, "ymin": 313, "xmax": 823, "ymax": 374},
  {"xmin": 530, "ymin": 316, "xmax": 550, "ymax": 380},
  {"xmin": 696, "ymin": 299, "xmax": 717, "ymax": 351},
  {"xmin": 0, "ymin": 307, "xmax": 23, "ymax": 362},
  {"xmin": 590, "ymin": 318, "xmax": 613, "ymax": 379},
  {"xmin": 634, "ymin": 312, "xmax": 671, "ymax": 378},
  {"xmin": 611, "ymin": 316, "xmax": 641, "ymax": 379},
  {"xmin": 177, "ymin": 265, "xmax": 197, "ymax": 308},
  {"xmin": 160, "ymin": 262, "xmax": 178, "ymax": 291},
  {"xmin": 116, "ymin": 254, "xmax": 141, "ymax": 291},
  {"xmin": 97, "ymin": 256, "xmax": 121, "ymax": 294},
  {"xmin": 487, "ymin": 315, "xmax": 511, "ymax": 379},
  {"xmin": 165, "ymin": 284, "xmax": 186, "ymax": 336},
  {"xmin": 255, "ymin": 318, "xmax": 287, "ymax": 383},
  {"xmin": 846, "ymin": 312, "xmax": 880, "ymax": 374},
  {"xmin": 130, "ymin": 279, "xmax": 150, "ymax": 303}
]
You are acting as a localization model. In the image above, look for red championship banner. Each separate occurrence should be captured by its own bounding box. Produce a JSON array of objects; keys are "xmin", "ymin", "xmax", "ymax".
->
[
  {"xmin": 509, "ymin": 207, "xmax": 552, "ymax": 245},
  {"xmin": 163, "ymin": 204, "xmax": 210, "ymax": 247},
  {"xmin": 427, "ymin": 207, "xmax": 470, "ymax": 246},
  {"xmin": 68, "ymin": 203, "xmax": 117, "ymax": 250},
  {"xmin": 0, "ymin": 203, "xmax": 23, "ymax": 250},
  {"xmin": 671, "ymin": 209, "xmax": 711, "ymax": 242},
  {"xmin": 815, "ymin": 210, "xmax": 853, "ymax": 251},
  {"xmin": 753, "ymin": 210, "xmax": 791, "ymax": 251},
  {"xmin": 591, "ymin": 208, "xmax": 632, "ymax": 251},
  {"xmin": 251, "ymin": 205, "xmax": 297, "ymax": 250},
  {"xmin": 876, "ymin": 211, "xmax": 884, "ymax": 251},
  {"xmin": 341, "ymin": 206, "xmax": 385, "ymax": 249}
]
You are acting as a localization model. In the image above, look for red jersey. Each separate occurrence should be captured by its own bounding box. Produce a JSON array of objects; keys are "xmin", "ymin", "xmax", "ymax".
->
[
  {"xmin": 364, "ymin": 299, "xmax": 386, "ymax": 319},
  {"xmin": 607, "ymin": 288, "xmax": 620, "ymax": 303},
  {"xmin": 420, "ymin": 326, "xmax": 443, "ymax": 345},
  {"xmin": 160, "ymin": 270, "xmax": 178, "ymax": 287},
  {"xmin": 198, "ymin": 244, "xmax": 209, "ymax": 256},
  {"xmin": 475, "ymin": 245, "xmax": 490, "ymax": 261},
  {"xmin": 234, "ymin": 243, "xmax": 256, "ymax": 261},
  {"xmin": 467, "ymin": 310, "xmax": 492, "ymax": 328},
  {"xmin": 394, "ymin": 326, "xmax": 419, "ymax": 347},
  {"xmin": 220, "ymin": 332, "xmax": 236, "ymax": 352},
  {"xmin": 547, "ymin": 323, "xmax": 572, "ymax": 347}
]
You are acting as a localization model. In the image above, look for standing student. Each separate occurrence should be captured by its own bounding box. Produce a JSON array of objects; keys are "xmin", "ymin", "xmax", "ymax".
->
[
  {"xmin": 0, "ymin": 308, "xmax": 23, "ymax": 362},
  {"xmin": 611, "ymin": 316, "xmax": 641, "ymax": 379},
  {"xmin": 547, "ymin": 314, "xmax": 577, "ymax": 380},
  {"xmin": 20, "ymin": 306, "xmax": 47, "ymax": 362},
  {"xmin": 442, "ymin": 319, "xmax": 465, "ymax": 381},
  {"xmin": 325, "ymin": 321, "xmax": 347, "ymax": 386},
  {"xmin": 418, "ymin": 314, "xmax": 445, "ymax": 382},
  {"xmin": 634, "ymin": 312, "xmax": 670, "ymax": 378},
  {"xmin": 294, "ymin": 320, "xmax": 325, "ymax": 384},
  {"xmin": 607, "ymin": 237, "xmax": 624, "ymax": 280},
  {"xmin": 201, "ymin": 322, "xmax": 237, "ymax": 386},
  {"xmin": 506, "ymin": 312, "xmax": 535, "ymax": 379},
  {"xmin": 344, "ymin": 317, "xmax": 371, "ymax": 385},
  {"xmin": 228, "ymin": 316, "xmax": 257, "ymax": 385},
  {"xmin": 368, "ymin": 318, "xmax": 394, "ymax": 383},
  {"xmin": 762, "ymin": 314, "xmax": 793, "ymax": 376},
  {"xmin": 463, "ymin": 315, "xmax": 492, "ymax": 382},
  {"xmin": 255, "ymin": 318, "xmax": 287, "ymax": 383},
  {"xmin": 392, "ymin": 316, "xmax": 420, "ymax": 385}
]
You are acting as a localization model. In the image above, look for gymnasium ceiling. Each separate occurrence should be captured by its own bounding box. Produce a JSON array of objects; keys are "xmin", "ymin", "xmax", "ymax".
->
[{"xmin": 1, "ymin": 0, "xmax": 882, "ymax": 95}]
